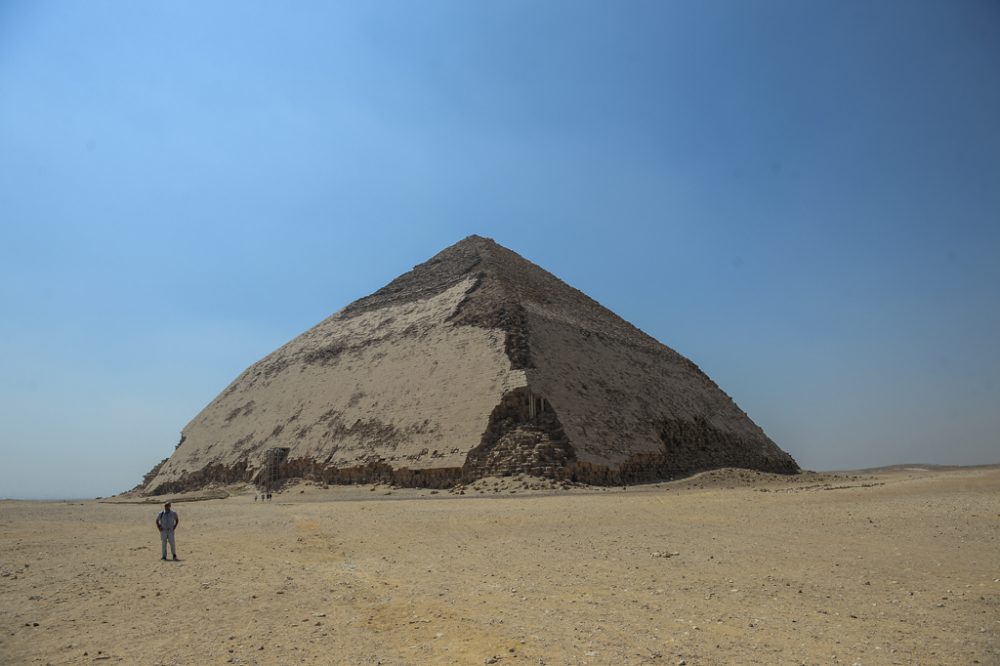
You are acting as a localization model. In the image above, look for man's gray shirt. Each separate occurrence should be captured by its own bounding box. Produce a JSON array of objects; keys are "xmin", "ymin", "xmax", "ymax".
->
[{"xmin": 158, "ymin": 510, "xmax": 178, "ymax": 530}]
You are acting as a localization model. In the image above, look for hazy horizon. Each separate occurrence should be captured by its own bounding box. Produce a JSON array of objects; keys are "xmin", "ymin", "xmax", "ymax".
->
[
  {"xmin": 7, "ymin": 462, "xmax": 1000, "ymax": 502},
  {"xmin": 2, "ymin": 1, "xmax": 998, "ymax": 499}
]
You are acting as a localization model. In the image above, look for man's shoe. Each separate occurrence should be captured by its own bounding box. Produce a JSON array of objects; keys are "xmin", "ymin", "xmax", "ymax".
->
[
  {"xmin": 161, "ymin": 557, "xmax": 167, "ymax": 560},
  {"xmin": 172, "ymin": 556, "xmax": 179, "ymax": 561}
]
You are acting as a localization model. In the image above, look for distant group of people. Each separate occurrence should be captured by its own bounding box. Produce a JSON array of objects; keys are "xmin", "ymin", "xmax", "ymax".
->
[{"xmin": 255, "ymin": 490, "xmax": 273, "ymax": 502}]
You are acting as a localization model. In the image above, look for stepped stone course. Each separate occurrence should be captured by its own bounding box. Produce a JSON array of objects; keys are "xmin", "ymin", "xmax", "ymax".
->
[{"xmin": 142, "ymin": 235, "xmax": 797, "ymax": 494}]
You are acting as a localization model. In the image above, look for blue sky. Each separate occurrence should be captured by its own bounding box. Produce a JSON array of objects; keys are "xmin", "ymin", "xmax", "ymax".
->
[{"xmin": 1, "ymin": 1, "xmax": 998, "ymax": 498}]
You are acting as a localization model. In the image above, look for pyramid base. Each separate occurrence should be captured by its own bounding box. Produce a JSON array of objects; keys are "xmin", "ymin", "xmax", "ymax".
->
[{"xmin": 145, "ymin": 455, "xmax": 799, "ymax": 495}]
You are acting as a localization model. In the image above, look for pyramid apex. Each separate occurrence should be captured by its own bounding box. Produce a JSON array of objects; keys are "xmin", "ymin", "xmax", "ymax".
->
[{"xmin": 444, "ymin": 234, "xmax": 500, "ymax": 250}]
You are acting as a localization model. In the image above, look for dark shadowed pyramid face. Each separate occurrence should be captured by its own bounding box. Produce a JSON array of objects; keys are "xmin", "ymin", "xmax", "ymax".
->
[{"xmin": 144, "ymin": 235, "xmax": 797, "ymax": 494}]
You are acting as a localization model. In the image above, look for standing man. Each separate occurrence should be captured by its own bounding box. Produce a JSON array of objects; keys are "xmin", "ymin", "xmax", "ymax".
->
[{"xmin": 156, "ymin": 502, "xmax": 180, "ymax": 561}]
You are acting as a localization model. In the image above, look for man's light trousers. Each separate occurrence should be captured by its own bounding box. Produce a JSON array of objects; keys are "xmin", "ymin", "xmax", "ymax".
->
[{"xmin": 160, "ymin": 529, "xmax": 176, "ymax": 558}]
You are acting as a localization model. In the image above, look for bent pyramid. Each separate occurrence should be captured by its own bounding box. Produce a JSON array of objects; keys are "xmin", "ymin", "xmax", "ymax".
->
[{"xmin": 143, "ymin": 235, "xmax": 797, "ymax": 494}]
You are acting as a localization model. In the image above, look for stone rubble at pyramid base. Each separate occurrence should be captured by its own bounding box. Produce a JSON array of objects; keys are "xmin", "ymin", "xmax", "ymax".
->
[
  {"xmin": 147, "ymin": 457, "xmax": 798, "ymax": 496},
  {"xmin": 145, "ymin": 414, "xmax": 799, "ymax": 496}
]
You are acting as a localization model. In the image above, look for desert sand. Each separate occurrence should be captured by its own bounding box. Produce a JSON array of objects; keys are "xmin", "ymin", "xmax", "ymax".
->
[{"xmin": 2, "ymin": 466, "xmax": 998, "ymax": 665}]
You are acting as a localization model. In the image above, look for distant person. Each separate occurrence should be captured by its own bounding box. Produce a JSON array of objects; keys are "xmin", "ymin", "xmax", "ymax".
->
[{"xmin": 156, "ymin": 502, "xmax": 180, "ymax": 561}]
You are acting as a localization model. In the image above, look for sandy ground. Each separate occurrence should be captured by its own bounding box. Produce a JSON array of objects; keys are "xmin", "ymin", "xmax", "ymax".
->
[{"xmin": 1, "ymin": 466, "xmax": 998, "ymax": 665}]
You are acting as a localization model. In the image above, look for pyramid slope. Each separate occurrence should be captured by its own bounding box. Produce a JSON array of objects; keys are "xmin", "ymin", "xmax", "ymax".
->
[{"xmin": 144, "ymin": 236, "xmax": 796, "ymax": 494}]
